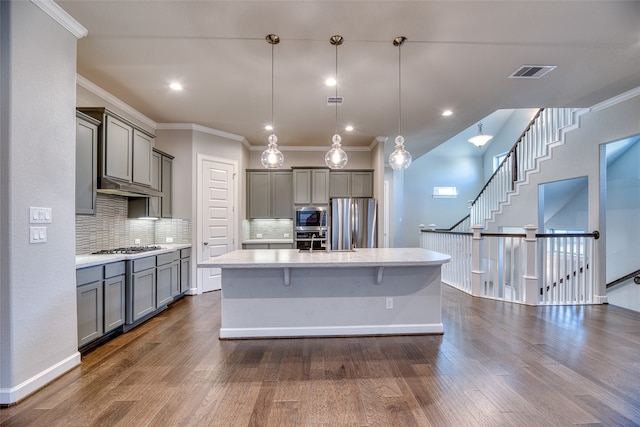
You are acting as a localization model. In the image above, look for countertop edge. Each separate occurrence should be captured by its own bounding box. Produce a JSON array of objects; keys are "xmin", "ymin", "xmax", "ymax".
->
[{"xmin": 76, "ymin": 244, "xmax": 192, "ymax": 268}]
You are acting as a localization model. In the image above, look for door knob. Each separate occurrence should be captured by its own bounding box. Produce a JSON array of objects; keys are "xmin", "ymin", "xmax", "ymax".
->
[{"xmin": 203, "ymin": 242, "xmax": 209, "ymax": 245}]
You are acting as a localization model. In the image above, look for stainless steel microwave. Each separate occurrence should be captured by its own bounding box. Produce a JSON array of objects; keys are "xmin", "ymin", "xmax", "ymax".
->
[{"xmin": 295, "ymin": 206, "xmax": 327, "ymax": 231}]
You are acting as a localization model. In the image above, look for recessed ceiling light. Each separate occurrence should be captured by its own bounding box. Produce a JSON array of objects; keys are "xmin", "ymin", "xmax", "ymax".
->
[
  {"xmin": 442, "ymin": 110, "xmax": 453, "ymax": 117},
  {"xmin": 325, "ymin": 78, "xmax": 336, "ymax": 87},
  {"xmin": 265, "ymin": 125, "xmax": 273, "ymax": 131},
  {"xmin": 169, "ymin": 82, "xmax": 183, "ymax": 91},
  {"xmin": 345, "ymin": 125, "xmax": 354, "ymax": 132}
]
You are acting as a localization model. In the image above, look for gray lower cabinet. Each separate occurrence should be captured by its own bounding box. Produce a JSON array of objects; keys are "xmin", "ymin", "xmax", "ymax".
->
[
  {"xmin": 76, "ymin": 261, "xmax": 125, "ymax": 348},
  {"xmin": 77, "ymin": 280, "xmax": 103, "ymax": 348},
  {"xmin": 242, "ymin": 242, "xmax": 293, "ymax": 249},
  {"xmin": 157, "ymin": 251, "xmax": 179, "ymax": 304},
  {"xmin": 127, "ymin": 257, "xmax": 157, "ymax": 323},
  {"xmin": 103, "ymin": 262, "xmax": 125, "ymax": 332},
  {"xmin": 180, "ymin": 248, "xmax": 191, "ymax": 293}
]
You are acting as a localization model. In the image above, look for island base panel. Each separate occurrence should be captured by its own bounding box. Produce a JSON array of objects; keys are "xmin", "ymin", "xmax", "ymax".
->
[{"xmin": 219, "ymin": 265, "xmax": 444, "ymax": 339}]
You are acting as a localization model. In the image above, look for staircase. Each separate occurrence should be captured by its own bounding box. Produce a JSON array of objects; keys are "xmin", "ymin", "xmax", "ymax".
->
[{"xmin": 469, "ymin": 108, "xmax": 583, "ymax": 229}]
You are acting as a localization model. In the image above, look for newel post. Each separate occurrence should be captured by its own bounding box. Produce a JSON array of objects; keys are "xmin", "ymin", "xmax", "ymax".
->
[
  {"xmin": 471, "ymin": 225, "xmax": 484, "ymax": 296},
  {"xmin": 523, "ymin": 225, "xmax": 538, "ymax": 305}
]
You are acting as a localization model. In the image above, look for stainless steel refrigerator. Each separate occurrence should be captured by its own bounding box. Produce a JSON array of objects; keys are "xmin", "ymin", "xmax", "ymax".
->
[{"xmin": 330, "ymin": 198, "xmax": 377, "ymax": 251}]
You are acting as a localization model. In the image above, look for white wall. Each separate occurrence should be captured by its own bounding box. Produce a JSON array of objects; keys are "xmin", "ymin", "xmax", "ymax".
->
[
  {"xmin": 0, "ymin": 1, "xmax": 81, "ymax": 404},
  {"xmin": 403, "ymin": 155, "xmax": 484, "ymax": 247}
]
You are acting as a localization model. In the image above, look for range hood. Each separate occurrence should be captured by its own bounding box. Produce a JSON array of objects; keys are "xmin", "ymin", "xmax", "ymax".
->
[{"xmin": 97, "ymin": 177, "xmax": 163, "ymax": 198}]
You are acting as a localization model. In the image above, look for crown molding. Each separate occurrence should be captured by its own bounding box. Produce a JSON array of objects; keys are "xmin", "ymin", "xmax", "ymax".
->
[
  {"xmin": 590, "ymin": 85, "xmax": 640, "ymax": 112},
  {"xmin": 31, "ymin": 0, "xmax": 88, "ymax": 39},
  {"xmin": 156, "ymin": 123, "xmax": 250, "ymax": 149},
  {"xmin": 76, "ymin": 74, "xmax": 157, "ymax": 130},
  {"xmin": 248, "ymin": 145, "xmax": 372, "ymax": 152}
]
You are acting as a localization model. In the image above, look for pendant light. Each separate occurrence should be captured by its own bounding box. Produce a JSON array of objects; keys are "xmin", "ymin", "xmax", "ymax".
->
[
  {"xmin": 468, "ymin": 122, "xmax": 493, "ymax": 147},
  {"xmin": 325, "ymin": 35, "xmax": 348, "ymax": 169},
  {"xmin": 261, "ymin": 34, "xmax": 284, "ymax": 168},
  {"xmin": 389, "ymin": 36, "xmax": 412, "ymax": 171}
]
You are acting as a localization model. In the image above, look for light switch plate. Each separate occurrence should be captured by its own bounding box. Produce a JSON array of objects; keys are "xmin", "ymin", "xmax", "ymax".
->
[
  {"xmin": 29, "ymin": 207, "xmax": 52, "ymax": 224},
  {"xmin": 29, "ymin": 226, "xmax": 47, "ymax": 243}
]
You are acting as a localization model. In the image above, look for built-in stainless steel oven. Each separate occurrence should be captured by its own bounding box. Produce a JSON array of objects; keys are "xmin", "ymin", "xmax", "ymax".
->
[{"xmin": 294, "ymin": 206, "xmax": 327, "ymax": 250}]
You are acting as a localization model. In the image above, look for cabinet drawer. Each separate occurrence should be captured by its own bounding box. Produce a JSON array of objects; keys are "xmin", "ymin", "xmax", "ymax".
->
[
  {"xmin": 104, "ymin": 261, "xmax": 125, "ymax": 279},
  {"xmin": 157, "ymin": 251, "xmax": 179, "ymax": 266},
  {"xmin": 180, "ymin": 247, "xmax": 191, "ymax": 258},
  {"xmin": 77, "ymin": 265, "xmax": 102, "ymax": 286},
  {"xmin": 132, "ymin": 256, "xmax": 156, "ymax": 273}
]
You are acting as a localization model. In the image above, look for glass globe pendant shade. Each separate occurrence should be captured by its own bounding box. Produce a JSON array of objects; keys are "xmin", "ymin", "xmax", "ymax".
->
[
  {"xmin": 389, "ymin": 135, "xmax": 412, "ymax": 170},
  {"xmin": 260, "ymin": 133, "xmax": 284, "ymax": 168},
  {"xmin": 325, "ymin": 134, "xmax": 348, "ymax": 169}
]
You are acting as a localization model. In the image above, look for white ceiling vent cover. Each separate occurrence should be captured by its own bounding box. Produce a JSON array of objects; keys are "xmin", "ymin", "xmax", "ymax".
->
[
  {"xmin": 327, "ymin": 96, "xmax": 344, "ymax": 106},
  {"xmin": 509, "ymin": 65, "xmax": 557, "ymax": 79}
]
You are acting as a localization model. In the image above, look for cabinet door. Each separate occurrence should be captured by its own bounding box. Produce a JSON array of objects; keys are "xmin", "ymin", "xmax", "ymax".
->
[
  {"xmin": 104, "ymin": 275, "xmax": 125, "ymax": 333},
  {"xmin": 77, "ymin": 281, "xmax": 103, "ymax": 347},
  {"xmin": 149, "ymin": 151, "xmax": 162, "ymax": 217},
  {"xmin": 247, "ymin": 171, "xmax": 271, "ymax": 218},
  {"xmin": 170, "ymin": 261, "xmax": 181, "ymax": 297},
  {"xmin": 293, "ymin": 169, "xmax": 311, "ymax": 204},
  {"xmin": 311, "ymin": 169, "xmax": 330, "ymax": 204},
  {"xmin": 132, "ymin": 130, "xmax": 153, "ymax": 186},
  {"xmin": 180, "ymin": 256, "xmax": 191, "ymax": 293},
  {"xmin": 161, "ymin": 156, "xmax": 173, "ymax": 218},
  {"xmin": 329, "ymin": 172, "xmax": 351, "ymax": 198},
  {"xmin": 131, "ymin": 269, "xmax": 156, "ymax": 322},
  {"xmin": 104, "ymin": 115, "xmax": 133, "ymax": 182},
  {"xmin": 351, "ymin": 171, "xmax": 373, "ymax": 198},
  {"xmin": 156, "ymin": 263, "xmax": 175, "ymax": 305},
  {"xmin": 272, "ymin": 171, "xmax": 293, "ymax": 218},
  {"xmin": 76, "ymin": 115, "xmax": 98, "ymax": 215}
]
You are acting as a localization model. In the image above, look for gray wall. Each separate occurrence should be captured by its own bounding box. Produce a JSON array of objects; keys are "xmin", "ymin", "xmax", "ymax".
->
[{"xmin": 0, "ymin": 1, "xmax": 80, "ymax": 403}]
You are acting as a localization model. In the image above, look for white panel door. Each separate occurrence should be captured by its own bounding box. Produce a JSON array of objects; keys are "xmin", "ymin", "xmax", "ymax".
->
[{"xmin": 200, "ymin": 158, "xmax": 235, "ymax": 292}]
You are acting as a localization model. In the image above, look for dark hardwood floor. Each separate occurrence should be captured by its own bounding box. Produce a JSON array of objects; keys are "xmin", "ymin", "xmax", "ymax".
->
[{"xmin": 2, "ymin": 285, "xmax": 640, "ymax": 426}]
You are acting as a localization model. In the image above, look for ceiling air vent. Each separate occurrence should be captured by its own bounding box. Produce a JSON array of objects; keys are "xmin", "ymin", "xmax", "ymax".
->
[
  {"xmin": 509, "ymin": 65, "xmax": 557, "ymax": 79},
  {"xmin": 327, "ymin": 96, "xmax": 344, "ymax": 106}
]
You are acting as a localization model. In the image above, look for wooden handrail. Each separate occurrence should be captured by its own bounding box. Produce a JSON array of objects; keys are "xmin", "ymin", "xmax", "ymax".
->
[
  {"xmin": 606, "ymin": 268, "xmax": 640, "ymax": 289},
  {"xmin": 422, "ymin": 229, "xmax": 600, "ymax": 240},
  {"xmin": 447, "ymin": 214, "xmax": 470, "ymax": 231}
]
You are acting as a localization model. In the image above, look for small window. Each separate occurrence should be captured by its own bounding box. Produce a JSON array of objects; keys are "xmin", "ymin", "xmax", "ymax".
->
[
  {"xmin": 433, "ymin": 187, "xmax": 458, "ymax": 198},
  {"xmin": 494, "ymin": 152, "xmax": 508, "ymax": 172}
]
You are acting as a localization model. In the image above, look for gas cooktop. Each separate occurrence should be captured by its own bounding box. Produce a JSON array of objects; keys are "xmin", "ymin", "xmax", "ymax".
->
[{"xmin": 91, "ymin": 245, "xmax": 163, "ymax": 255}]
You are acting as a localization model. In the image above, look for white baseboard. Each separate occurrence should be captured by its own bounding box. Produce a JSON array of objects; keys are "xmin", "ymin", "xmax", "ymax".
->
[
  {"xmin": 219, "ymin": 323, "xmax": 444, "ymax": 339},
  {"xmin": 0, "ymin": 352, "xmax": 81, "ymax": 405}
]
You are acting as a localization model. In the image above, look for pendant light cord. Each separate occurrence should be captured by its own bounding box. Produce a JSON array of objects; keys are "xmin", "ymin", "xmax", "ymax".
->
[
  {"xmin": 271, "ymin": 41, "xmax": 274, "ymax": 135},
  {"xmin": 334, "ymin": 40, "xmax": 338, "ymax": 137},
  {"xmin": 397, "ymin": 41, "xmax": 402, "ymax": 137}
]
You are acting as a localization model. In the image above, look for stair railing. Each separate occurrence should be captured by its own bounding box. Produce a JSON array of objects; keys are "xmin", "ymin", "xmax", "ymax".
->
[
  {"xmin": 420, "ymin": 226, "xmax": 599, "ymax": 306},
  {"xmin": 469, "ymin": 108, "xmax": 578, "ymax": 228}
]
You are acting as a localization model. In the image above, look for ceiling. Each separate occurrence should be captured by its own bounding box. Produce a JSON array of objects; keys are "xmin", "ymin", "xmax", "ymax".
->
[{"xmin": 57, "ymin": 1, "xmax": 640, "ymax": 160}]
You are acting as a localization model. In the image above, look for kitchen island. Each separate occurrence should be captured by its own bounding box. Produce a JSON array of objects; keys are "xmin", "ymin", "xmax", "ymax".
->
[{"xmin": 198, "ymin": 248, "xmax": 450, "ymax": 339}]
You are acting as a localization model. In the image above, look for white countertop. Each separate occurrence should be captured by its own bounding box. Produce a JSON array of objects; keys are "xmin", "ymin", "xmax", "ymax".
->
[
  {"xmin": 76, "ymin": 244, "xmax": 191, "ymax": 268},
  {"xmin": 198, "ymin": 248, "xmax": 450, "ymax": 269}
]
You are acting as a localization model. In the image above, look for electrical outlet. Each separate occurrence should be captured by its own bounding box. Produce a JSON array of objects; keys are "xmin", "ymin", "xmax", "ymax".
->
[
  {"xmin": 134, "ymin": 238, "xmax": 141, "ymax": 244},
  {"xmin": 166, "ymin": 237, "xmax": 174, "ymax": 243},
  {"xmin": 284, "ymin": 233, "xmax": 290, "ymax": 238},
  {"xmin": 385, "ymin": 297, "xmax": 393, "ymax": 309},
  {"xmin": 256, "ymin": 233, "xmax": 263, "ymax": 238}
]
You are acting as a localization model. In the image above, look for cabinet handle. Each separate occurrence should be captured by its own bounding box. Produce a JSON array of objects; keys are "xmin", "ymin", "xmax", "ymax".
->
[{"xmin": 203, "ymin": 242, "xmax": 209, "ymax": 245}]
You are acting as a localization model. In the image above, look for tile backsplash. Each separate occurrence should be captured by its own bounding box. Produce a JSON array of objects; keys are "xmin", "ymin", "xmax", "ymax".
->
[
  {"xmin": 243, "ymin": 218, "xmax": 293, "ymax": 240},
  {"xmin": 75, "ymin": 193, "xmax": 191, "ymax": 254}
]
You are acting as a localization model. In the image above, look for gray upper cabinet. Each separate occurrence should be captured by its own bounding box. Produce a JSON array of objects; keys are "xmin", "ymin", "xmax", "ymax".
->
[
  {"xmin": 104, "ymin": 115, "xmax": 133, "ymax": 182},
  {"xmin": 149, "ymin": 150, "xmax": 162, "ymax": 218},
  {"xmin": 78, "ymin": 108, "xmax": 154, "ymax": 189},
  {"xmin": 76, "ymin": 112, "xmax": 99, "ymax": 215},
  {"xmin": 132, "ymin": 129, "xmax": 153, "ymax": 186},
  {"xmin": 329, "ymin": 170, "xmax": 373, "ymax": 198},
  {"xmin": 293, "ymin": 168, "xmax": 329, "ymax": 205},
  {"xmin": 161, "ymin": 154, "xmax": 173, "ymax": 218},
  {"xmin": 247, "ymin": 170, "xmax": 293, "ymax": 219}
]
